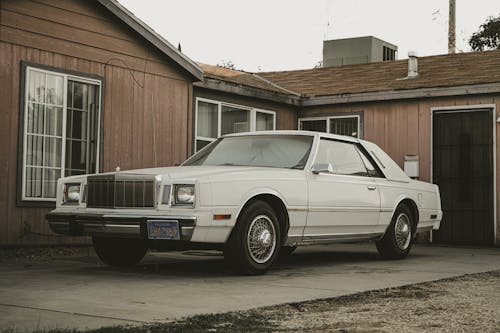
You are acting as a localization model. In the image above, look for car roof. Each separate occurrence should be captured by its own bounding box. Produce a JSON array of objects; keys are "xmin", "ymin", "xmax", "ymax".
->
[
  {"xmin": 223, "ymin": 130, "xmax": 361, "ymax": 143},
  {"xmin": 222, "ymin": 130, "xmax": 410, "ymax": 182}
]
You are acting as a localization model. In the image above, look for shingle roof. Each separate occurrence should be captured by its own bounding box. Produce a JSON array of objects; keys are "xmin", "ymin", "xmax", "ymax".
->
[
  {"xmin": 197, "ymin": 63, "xmax": 299, "ymax": 95},
  {"xmin": 260, "ymin": 50, "xmax": 500, "ymax": 97},
  {"xmin": 201, "ymin": 50, "xmax": 500, "ymax": 98}
]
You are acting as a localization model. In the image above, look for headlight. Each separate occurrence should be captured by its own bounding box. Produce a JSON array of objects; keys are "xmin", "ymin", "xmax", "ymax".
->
[
  {"xmin": 63, "ymin": 183, "xmax": 81, "ymax": 204},
  {"xmin": 173, "ymin": 184, "xmax": 195, "ymax": 206}
]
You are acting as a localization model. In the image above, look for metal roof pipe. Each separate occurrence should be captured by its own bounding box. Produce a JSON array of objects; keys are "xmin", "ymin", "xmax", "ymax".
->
[{"xmin": 408, "ymin": 52, "xmax": 419, "ymax": 78}]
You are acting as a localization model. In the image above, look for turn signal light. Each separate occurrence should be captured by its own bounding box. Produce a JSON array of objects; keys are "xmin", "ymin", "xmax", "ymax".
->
[{"xmin": 214, "ymin": 214, "xmax": 231, "ymax": 220}]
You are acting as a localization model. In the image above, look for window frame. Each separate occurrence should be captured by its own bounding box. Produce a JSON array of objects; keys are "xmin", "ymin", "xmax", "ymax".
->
[
  {"xmin": 298, "ymin": 114, "xmax": 362, "ymax": 138},
  {"xmin": 17, "ymin": 62, "xmax": 103, "ymax": 206},
  {"xmin": 312, "ymin": 138, "xmax": 384, "ymax": 178},
  {"xmin": 314, "ymin": 138, "xmax": 371, "ymax": 177},
  {"xmin": 194, "ymin": 97, "xmax": 276, "ymax": 152}
]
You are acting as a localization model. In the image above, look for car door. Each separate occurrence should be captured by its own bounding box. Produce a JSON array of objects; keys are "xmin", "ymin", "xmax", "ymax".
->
[{"xmin": 304, "ymin": 138, "xmax": 381, "ymax": 239}]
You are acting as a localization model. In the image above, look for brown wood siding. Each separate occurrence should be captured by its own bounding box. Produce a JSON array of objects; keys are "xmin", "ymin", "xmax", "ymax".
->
[
  {"xmin": 300, "ymin": 96, "xmax": 498, "ymax": 181},
  {"xmin": 300, "ymin": 95, "xmax": 500, "ymax": 244},
  {"xmin": 0, "ymin": 0, "xmax": 193, "ymax": 245},
  {"xmin": 495, "ymin": 95, "xmax": 500, "ymax": 244},
  {"xmin": 1, "ymin": 0, "xmax": 189, "ymax": 81}
]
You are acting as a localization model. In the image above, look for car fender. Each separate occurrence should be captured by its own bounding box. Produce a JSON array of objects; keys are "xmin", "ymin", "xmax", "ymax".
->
[
  {"xmin": 235, "ymin": 187, "xmax": 290, "ymax": 221},
  {"xmin": 380, "ymin": 193, "xmax": 419, "ymax": 238}
]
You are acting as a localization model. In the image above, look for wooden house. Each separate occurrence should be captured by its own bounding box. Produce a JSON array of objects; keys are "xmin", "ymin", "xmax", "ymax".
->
[{"xmin": 0, "ymin": 0, "xmax": 202, "ymax": 245}]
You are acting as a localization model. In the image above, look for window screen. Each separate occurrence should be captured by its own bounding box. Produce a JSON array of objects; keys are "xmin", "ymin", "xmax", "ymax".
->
[{"xmin": 329, "ymin": 117, "xmax": 359, "ymax": 138}]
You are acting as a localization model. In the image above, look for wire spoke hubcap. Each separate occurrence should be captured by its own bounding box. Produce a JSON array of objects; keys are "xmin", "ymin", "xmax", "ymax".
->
[
  {"xmin": 247, "ymin": 215, "xmax": 276, "ymax": 264},
  {"xmin": 395, "ymin": 213, "xmax": 412, "ymax": 251}
]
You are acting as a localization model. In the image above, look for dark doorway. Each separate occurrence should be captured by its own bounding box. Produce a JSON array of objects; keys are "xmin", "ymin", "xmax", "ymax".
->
[{"xmin": 432, "ymin": 109, "xmax": 494, "ymax": 245}]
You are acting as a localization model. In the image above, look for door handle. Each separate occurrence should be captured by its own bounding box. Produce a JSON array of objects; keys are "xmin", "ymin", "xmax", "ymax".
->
[{"xmin": 367, "ymin": 185, "xmax": 377, "ymax": 191}]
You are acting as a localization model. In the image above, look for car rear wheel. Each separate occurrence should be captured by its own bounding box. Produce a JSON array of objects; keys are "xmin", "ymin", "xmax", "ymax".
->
[
  {"xmin": 92, "ymin": 237, "xmax": 148, "ymax": 267},
  {"xmin": 224, "ymin": 201, "xmax": 281, "ymax": 275},
  {"xmin": 376, "ymin": 204, "xmax": 414, "ymax": 260}
]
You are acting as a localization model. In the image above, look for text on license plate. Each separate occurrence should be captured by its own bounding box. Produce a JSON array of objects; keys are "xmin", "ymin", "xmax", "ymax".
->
[{"xmin": 147, "ymin": 220, "xmax": 180, "ymax": 240}]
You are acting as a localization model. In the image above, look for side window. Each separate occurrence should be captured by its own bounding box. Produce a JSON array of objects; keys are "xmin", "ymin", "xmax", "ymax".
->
[
  {"xmin": 315, "ymin": 139, "xmax": 369, "ymax": 176},
  {"xmin": 356, "ymin": 146, "xmax": 383, "ymax": 178}
]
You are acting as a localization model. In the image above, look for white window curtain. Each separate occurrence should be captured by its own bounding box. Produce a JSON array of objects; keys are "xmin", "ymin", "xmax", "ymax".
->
[{"xmin": 23, "ymin": 67, "xmax": 101, "ymax": 201}]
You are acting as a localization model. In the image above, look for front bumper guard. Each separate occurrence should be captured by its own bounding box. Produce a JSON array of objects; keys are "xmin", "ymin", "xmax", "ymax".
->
[{"xmin": 47, "ymin": 212, "xmax": 196, "ymax": 241}]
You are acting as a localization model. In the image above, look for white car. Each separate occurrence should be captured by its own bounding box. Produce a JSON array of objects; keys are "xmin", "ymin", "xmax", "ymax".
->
[{"xmin": 48, "ymin": 131, "xmax": 442, "ymax": 274}]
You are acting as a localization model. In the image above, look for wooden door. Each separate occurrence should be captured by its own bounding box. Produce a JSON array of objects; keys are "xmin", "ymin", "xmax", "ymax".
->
[{"xmin": 432, "ymin": 109, "xmax": 494, "ymax": 245}]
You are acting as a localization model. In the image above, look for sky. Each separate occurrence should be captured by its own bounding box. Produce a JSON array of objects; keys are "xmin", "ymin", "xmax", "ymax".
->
[{"xmin": 119, "ymin": 0, "xmax": 500, "ymax": 72}]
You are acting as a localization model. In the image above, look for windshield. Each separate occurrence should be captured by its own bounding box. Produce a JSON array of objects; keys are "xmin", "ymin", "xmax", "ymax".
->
[{"xmin": 183, "ymin": 135, "xmax": 314, "ymax": 169}]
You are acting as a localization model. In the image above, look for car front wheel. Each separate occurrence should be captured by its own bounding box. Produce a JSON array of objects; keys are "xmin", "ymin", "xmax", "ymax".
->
[
  {"xmin": 92, "ymin": 237, "xmax": 148, "ymax": 267},
  {"xmin": 376, "ymin": 204, "xmax": 414, "ymax": 260},
  {"xmin": 224, "ymin": 201, "xmax": 281, "ymax": 275}
]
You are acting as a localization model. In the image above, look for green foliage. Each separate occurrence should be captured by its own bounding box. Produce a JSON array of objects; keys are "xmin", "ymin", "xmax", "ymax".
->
[{"xmin": 469, "ymin": 15, "xmax": 500, "ymax": 51}]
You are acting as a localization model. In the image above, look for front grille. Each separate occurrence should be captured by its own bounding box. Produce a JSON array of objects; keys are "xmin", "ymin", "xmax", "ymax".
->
[{"xmin": 87, "ymin": 174, "xmax": 155, "ymax": 208}]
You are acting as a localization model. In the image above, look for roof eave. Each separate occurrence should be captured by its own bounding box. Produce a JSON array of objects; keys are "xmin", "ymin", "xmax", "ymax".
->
[
  {"xmin": 194, "ymin": 78, "xmax": 302, "ymax": 106},
  {"xmin": 97, "ymin": 0, "xmax": 203, "ymax": 81},
  {"xmin": 301, "ymin": 82, "xmax": 500, "ymax": 106}
]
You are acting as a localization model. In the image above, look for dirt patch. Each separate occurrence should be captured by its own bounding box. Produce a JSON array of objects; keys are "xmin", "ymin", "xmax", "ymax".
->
[
  {"xmin": 10, "ymin": 270, "xmax": 498, "ymax": 333},
  {"xmin": 166, "ymin": 270, "xmax": 500, "ymax": 333},
  {"xmin": 0, "ymin": 246, "xmax": 94, "ymax": 263}
]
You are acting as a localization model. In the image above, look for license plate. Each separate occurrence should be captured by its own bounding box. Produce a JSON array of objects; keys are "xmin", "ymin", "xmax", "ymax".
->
[{"xmin": 147, "ymin": 220, "xmax": 180, "ymax": 240}]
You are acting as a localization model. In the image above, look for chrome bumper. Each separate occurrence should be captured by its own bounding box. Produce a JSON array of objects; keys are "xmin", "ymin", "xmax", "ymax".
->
[{"xmin": 47, "ymin": 212, "xmax": 196, "ymax": 241}]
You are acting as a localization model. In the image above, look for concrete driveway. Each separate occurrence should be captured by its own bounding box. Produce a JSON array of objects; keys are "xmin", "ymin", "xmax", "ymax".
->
[{"xmin": 1, "ymin": 243, "xmax": 500, "ymax": 332}]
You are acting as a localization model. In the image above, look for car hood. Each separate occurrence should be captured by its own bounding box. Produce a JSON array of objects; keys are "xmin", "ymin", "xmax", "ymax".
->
[{"xmin": 104, "ymin": 165, "xmax": 291, "ymax": 181}]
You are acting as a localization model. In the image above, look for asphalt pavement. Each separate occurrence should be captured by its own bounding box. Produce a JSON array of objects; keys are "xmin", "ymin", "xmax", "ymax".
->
[{"xmin": 1, "ymin": 243, "xmax": 500, "ymax": 332}]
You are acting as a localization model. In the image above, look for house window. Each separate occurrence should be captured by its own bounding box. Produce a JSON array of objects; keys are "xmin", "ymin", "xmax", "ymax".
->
[
  {"xmin": 329, "ymin": 116, "xmax": 359, "ymax": 137},
  {"xmin": 22, "ymin": 66, "xmax": 101, "ymax": 202},
  {"xmin": 221, "ymin": 105, "xmax": 250, "ymax": 135},
  {"xmin": 299, "ymin": 118, "xmax": 327, "ymax": 132},
  {"xmin": 195, "ymin": 98, "xmax": 276, "ymax": 152},
  {"xmin": 299, "ymin": 115, "xmax": 360, "ymax": 138}
]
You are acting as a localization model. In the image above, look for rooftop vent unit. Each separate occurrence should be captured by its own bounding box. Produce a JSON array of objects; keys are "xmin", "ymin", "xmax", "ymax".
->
[{"xmin": 323, "ymin": 36, "xmax": 398, "ymax": 67}]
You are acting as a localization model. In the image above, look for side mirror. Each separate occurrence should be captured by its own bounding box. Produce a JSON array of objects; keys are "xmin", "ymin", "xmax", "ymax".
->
[{"xmin": 311, "ymin": 163, "xmax": 334, "ymax": 174}]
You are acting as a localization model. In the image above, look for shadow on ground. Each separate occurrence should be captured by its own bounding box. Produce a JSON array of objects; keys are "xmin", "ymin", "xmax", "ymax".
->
[{"xmin": 64, "ymin": 244, "xmax": 434, "ymax": 279}]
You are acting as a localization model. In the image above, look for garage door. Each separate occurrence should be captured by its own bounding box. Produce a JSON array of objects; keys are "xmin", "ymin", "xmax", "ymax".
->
[{"xmin": 432, "ymin": 108, "xmax": 494, "ymax": 245}]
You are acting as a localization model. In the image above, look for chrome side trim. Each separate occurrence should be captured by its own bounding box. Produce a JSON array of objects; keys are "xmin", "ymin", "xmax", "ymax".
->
[
  {"xmin": 301, "ymin": 232, "xmax": 383, "ymax": 245},
  {"xmin": 308, "ymin": 207, "xmax": 382, "ymax": 213},
  {"xmin": 291, "ymin": 208, "xmax": 392, "ymax": 213},
  {"xmin": 417, "ymin": 225, "xmax": 433, "ymax": 232},
  {"xmin": 287, "ymin": 208, "xmax": 308, "ymax": 212},
  {"xmin": 284, "ymin": 235, "xmax": 302, "ymax": 246}
]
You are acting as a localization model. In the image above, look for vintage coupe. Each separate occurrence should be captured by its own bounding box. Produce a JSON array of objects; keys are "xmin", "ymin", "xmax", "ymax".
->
[{"xmin": 48, "ymin": 131, "xmax": 442, "ymax": 274}]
